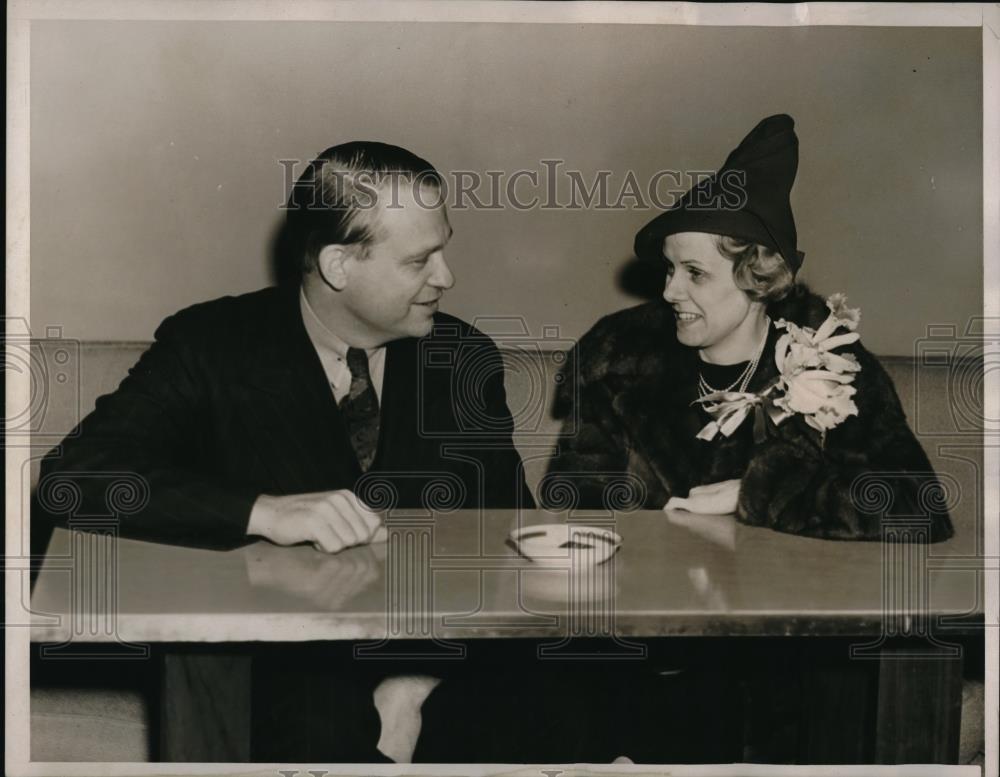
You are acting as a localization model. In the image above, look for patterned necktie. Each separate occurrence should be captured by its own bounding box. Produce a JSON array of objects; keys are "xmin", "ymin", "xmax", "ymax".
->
[{"xmin": 339, "ymin": 347, "xmax": 380, "ymax": 471}]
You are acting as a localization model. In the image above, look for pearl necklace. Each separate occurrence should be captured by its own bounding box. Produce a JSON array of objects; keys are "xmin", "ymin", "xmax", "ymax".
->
[{"xmin": 697, "ymin": 316, "xmax": 771, "ymax": 398}]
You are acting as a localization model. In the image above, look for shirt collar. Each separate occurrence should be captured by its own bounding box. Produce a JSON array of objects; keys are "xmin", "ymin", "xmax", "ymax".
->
[{"xmin": 299, "ymin": 287, "xmax": 381, "ymax": 362}]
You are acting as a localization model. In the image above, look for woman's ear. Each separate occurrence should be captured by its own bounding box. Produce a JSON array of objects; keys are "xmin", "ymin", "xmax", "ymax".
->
[{"xmin": 316, "ymin": 244, "xmax": 351, "ymax": 291}]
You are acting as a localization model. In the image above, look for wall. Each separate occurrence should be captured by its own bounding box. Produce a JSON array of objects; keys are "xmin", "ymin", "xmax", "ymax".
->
[{"xmin": 30, "ymin": 22, "xmax": 982, "ymax": 354}]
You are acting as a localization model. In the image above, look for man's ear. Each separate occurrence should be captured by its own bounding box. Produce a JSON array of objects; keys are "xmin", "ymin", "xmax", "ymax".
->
[{"xmin": 316, "ymin": 244, "xmax": 352, "ymax": 291}]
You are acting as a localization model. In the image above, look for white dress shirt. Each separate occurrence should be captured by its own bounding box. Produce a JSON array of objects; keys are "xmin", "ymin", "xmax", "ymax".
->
[{"xmin": 299, "ymin": 288, "xmax": 386, "ymax": 404}]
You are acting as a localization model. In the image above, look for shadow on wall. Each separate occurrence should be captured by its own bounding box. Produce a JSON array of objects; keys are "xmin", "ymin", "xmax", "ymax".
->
[
  {"xmin": 617, "ymin": 254, "xmax": 667, "ymax": 301},
  {"xmin": 267, "ymin": 217, "xmax": 301, "ymax": 289}
]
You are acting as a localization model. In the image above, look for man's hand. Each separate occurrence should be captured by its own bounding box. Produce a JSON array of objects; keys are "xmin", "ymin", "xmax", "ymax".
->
[
  {"xmin": 664, "ymin": 479, "xmax": 741, "ymax": 515},
  {"xmin": 247, "ymin": 490, "xmax": 384, "ymax": 553}
]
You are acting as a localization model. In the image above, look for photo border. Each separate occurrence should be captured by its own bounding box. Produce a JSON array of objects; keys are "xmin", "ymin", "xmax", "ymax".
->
[{"xmin": 6, "ymin": 2, "xmax": 997, "ymax": 776}]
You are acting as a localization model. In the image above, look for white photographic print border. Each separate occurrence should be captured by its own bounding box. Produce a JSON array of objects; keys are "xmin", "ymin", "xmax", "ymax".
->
[{"xmin": 6, "ymin": 2, "xmax": 997, "ymax": 776}]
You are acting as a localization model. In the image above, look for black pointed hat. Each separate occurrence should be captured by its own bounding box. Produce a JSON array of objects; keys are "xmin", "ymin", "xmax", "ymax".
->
[{"xmin": 634, "ymin": 114, "xmax": 804, "ymax": 273}]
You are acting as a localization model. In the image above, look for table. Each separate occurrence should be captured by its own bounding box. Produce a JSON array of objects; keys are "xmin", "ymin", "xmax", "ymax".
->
[{"xmin": 31, "ymin": 509, "xmax": 983, "ymax": 763}]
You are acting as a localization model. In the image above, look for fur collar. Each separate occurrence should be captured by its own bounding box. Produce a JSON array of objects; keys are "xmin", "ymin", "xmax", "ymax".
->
[
  {"xmin": 765, "ymin": 283, "xmax": 832, "ymax": 330},
  {"xmin": 578, "ymin": 283, "xmax": 837, "ymax": 498}
]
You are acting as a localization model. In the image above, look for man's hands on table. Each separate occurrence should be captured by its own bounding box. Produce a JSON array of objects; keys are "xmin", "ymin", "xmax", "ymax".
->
[{"xmin": 247, "ymin": 489, "xmax": 387, "ymax": 553}]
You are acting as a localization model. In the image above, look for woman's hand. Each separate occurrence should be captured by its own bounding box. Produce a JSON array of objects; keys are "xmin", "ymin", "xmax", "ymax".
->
[{"xmin": 664, "ymin": 479, "xmax": 741, "ymax": 515}]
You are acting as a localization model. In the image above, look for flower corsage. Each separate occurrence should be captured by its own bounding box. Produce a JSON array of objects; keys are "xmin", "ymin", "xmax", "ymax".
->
[{"xmin": 694, "ymin": 293, "xmax": 862, "ymax": 447}]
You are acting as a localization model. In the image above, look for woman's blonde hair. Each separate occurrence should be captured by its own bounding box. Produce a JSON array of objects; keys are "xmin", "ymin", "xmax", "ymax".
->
[{"xmin": 715, "ymin": 235, "xmax": 795, "ymax": 303}]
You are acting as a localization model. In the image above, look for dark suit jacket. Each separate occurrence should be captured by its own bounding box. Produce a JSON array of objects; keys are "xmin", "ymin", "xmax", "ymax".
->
[{"xmin": 35, "ymin": 285, "xmax": 534, "ymax": 549}]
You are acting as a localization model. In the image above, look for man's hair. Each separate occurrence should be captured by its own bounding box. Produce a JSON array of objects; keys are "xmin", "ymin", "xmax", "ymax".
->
[
  {"xmin": 285, "ymin": 141, "xmax": 443, "ymax": 274},
  {"xmin": 715, "ymin": 235, "xmax": 795, "ymax": 303}
]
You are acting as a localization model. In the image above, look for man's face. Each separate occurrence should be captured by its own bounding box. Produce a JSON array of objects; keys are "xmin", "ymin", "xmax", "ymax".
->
[{"xmin": 340, "ymin": 183, "xmax": 454, "ymax": 343}]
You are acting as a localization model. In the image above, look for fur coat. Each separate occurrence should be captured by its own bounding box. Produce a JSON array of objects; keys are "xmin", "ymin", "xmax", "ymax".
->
[{"xmin": 543, "ymin": 284, "xmax": 954, "ymax": 542}]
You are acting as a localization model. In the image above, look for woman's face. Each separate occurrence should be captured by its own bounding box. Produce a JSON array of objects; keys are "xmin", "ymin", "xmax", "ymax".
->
[{"xmin": 661, "ymin": 232, "xmax": 758, "ymax": 360}]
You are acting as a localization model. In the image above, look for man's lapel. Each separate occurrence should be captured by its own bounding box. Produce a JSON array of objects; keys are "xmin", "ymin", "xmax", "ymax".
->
[
  {"xmin": 239, "ymin": 286, "xmax": 362, "ymax": 490},
  {"xmin": 371, "ymin": 336, "xmax": 419, "ymax": 471}
]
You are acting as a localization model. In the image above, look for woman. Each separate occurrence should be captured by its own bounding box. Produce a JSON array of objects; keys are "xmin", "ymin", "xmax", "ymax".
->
[
  {"xmin": 424, "ymin": 116, "xmax": 955, "ymax": 767},
  {"xmin": 543, "ymin": 114, "xmax": 953, "ymax": 543}
]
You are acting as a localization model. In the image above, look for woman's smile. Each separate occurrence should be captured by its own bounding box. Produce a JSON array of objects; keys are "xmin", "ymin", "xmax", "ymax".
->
[{"xmin": 674, "ymin": 310, "xmax": 702, "ymax": 326}]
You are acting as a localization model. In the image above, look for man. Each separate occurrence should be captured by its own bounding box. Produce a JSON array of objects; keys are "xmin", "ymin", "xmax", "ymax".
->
[{"xmin": 36, "ymin": 141, "xmax": 534, "ymax": 761}]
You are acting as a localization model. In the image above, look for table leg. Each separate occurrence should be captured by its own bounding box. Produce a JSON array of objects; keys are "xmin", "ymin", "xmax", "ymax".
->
[
  {"xmin": 798, "ymin": 652, "xmax": 875, "ymax": 763},
  {"xmin": 875, "ymin": 653, "xmax": 963, "ymax": 763},
  {"xmin": 160, "ymin": 651, "xmax": 252, "ymax": 761}
]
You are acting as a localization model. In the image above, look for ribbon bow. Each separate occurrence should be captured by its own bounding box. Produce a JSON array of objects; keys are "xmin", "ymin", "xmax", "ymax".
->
[{"xmin": 694, "ymin": 389, "xmax": 790, "ymax": 443}]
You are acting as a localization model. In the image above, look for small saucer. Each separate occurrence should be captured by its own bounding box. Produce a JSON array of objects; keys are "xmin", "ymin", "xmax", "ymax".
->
[{"xmin": 509, "ymin": 524, "xmax": 622, "ymax": 567}]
